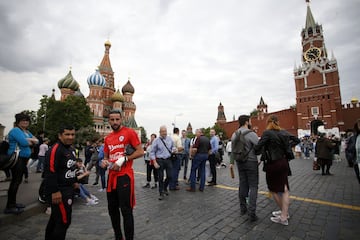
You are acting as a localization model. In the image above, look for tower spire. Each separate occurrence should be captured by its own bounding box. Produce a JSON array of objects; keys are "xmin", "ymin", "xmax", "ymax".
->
[{"xmin": 305, "ymin": 0, "xmax": 316, "ymax": 29}]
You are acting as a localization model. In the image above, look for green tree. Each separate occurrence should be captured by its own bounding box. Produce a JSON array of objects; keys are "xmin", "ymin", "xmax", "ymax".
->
[
  {"xmin": 26, "ymin": 95, "xmax": 95, "ymax": 143},
  {"xmin": 75, "ymin": 126, "xmax": 100, "ymax": 148},
  {"xmin": 250, "ymin": 108, "xmax": 258, "ymax": 117},
  {"xmin": 139, "ymin": 126, "xmax": 148, "ymax": 143}
]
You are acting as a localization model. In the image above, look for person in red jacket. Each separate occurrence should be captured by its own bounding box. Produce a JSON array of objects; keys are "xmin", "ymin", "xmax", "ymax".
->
[{"xmin": 100, "ymin": 109, "xmax": 144, "ymax": 240}]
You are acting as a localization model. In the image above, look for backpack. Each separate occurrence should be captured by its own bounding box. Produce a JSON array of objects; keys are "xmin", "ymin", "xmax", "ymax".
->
[{"xmin": 231, "ymin": 129, "xmax": 253, "ymax": 162}]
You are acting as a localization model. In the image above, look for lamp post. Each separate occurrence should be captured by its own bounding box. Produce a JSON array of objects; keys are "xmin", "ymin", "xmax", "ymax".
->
[{"xmin": 42, "ymin": 95, "xmax": 48, "ymax": 132}]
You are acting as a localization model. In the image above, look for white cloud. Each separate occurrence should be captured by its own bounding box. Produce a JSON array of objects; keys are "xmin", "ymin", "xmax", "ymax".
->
[{"xmin": 0, "ymin": 0, "xmax": 359, "ymax": 137}]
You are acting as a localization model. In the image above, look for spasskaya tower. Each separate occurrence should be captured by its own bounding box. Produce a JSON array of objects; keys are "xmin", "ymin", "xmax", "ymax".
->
[{"xmin": 294, "ymin": 0, "xmax": 343, "ymax": 135}]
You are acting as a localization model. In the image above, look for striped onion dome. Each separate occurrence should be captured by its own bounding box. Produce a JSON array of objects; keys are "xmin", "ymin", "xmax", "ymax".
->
[
  {"xmin": 58, "ymin": 70, "xmax": 80, "ymax": 91},
  {"xmin": 111, "ymin": 89, "xmax": 124, "ymax": 102},
  {"xmin": 87, "ymin": 69, "xmax": 106, "ymax": 87},
  {"xmin": 122, "ymin": 79, "xmax": 135, "ymax": 94}
]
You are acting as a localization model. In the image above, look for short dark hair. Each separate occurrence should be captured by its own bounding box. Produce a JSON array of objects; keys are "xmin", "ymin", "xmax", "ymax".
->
[
  {"xmin": 58, "ymin": 125, "xmax": 75, "ymax": 134},
  {"xmin": 151, "ymin": 133, "xmax": 157, "ymax": 138},
  {"xmin": 238, "ymin": 115, "xmax": 250, "ymax": 127},
  {"xmin": 109, "ymin": 109, "xmax": 123, "ymax": 116},
  {"xmin": 15, "ymin": 112, "xmax": 30, "ymax": 124},
  {"xmin": 173, "ymin": 127, "xmax": 179, "ymax": 134}
]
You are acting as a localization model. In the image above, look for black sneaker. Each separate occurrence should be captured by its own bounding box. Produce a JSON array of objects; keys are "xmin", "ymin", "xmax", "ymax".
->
[
  {"xmin": 143, "ymin": 183, "xmax": 150, "ymax": 188},
  {"xmin": 249, "ymin": 214, "xmax": 258, "ymax": 222},
  {"xmin": 163, "ymin": 190, "xmax": 169, "ymax": 196},
  {"xmin": 151, "ymin": 183, "xmax": 158, "ymax": 189},
  {"xmin": 158, "ymin": 193, "xmax": 164, "ymax": 200},
  {"xmin": 92, "ymin": 182, "xmax": 98, "ymax": 185},
  {"xmin": 4, "ymin": 207, "xmax": 24, "ymax": 215},
  {"xmin": 240, "ymin": 209, "xmax": 247, "ymax": 216},
  {"xmin": 16, "ymin": 203, "xmax": 25, "ymax": 208}
]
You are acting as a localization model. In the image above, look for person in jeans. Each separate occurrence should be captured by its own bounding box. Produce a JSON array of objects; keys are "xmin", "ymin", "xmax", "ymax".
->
[
  {"xmin": 37, "ymin": 138, "xmax": 49, "ymax": 173},
  {"xmin": 180, "ymin": 130, "xmax": 191, "ymax": 180},
  {"xmin": 97, "ymin": 139, "xmax": 107, "ymax": 192},
  {"xmin": 186, "ymin": 128, "xmax": 211, "ymax": 192},
  {"xmin": 230, "ymin": 115, "xmax": 259, "ymax": 222},
  {"xmin": 143, "ymin": 133, "xmax": 158, "ymax": 189},
  {"xmin": 208, "ymin": 129, "xmax": 219, "ymax": 186}
]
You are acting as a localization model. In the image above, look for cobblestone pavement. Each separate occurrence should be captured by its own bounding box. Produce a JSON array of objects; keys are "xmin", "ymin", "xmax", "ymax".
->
[{"xmin": 0, "ymin": 154, "xmax": 359, "ymax": 240}]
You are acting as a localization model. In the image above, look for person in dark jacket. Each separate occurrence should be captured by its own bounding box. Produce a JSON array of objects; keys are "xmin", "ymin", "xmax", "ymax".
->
[
  {"xmin": 315, "ymin": 132, "xmax": 335, "ymax": 176},
  {"xmin": 254, "ymin": 115, "xmax": 293, "ymax": 226},
  {"xmin": 345, "ymin": 119, "xmax": 360, "ymax": 183},
  {"xmin": 44, "ymin": 125, "xmax": 89, "ymax": 240}
]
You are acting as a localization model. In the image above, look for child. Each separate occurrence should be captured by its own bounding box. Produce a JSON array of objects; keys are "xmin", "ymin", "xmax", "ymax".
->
[{"xmin": 75, "ymin": 158, "xmax": 99, "ymax": 206}]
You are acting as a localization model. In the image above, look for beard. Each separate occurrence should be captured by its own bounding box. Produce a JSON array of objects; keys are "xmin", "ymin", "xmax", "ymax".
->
[{"xmin": 111, "ymin": 124, "xmax": 121, "ymax": 131}]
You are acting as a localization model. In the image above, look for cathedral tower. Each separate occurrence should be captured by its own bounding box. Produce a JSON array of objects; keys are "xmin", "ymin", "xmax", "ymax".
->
[
  {"xmin": 99, "ymin": 40, "xmax": 116, "ymax": 118},
  {"xmin": 216, "ymin": 102, "xmax": 226, "ymax": 124}
]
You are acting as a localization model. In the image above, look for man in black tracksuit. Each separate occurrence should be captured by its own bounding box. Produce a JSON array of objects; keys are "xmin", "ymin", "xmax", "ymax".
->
[{"xmin": 44, "ymin": 125, "xmax": 88, "ymax": 240}]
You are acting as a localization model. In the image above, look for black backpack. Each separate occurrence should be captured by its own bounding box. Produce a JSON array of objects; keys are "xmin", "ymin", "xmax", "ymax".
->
[
  {"xmin": 231, "ymin": 129, "xmax": 253, "ymax": 162},
  {"xmin": 0, "ymin": 140, "xmax": 19, "ymax": 170}
]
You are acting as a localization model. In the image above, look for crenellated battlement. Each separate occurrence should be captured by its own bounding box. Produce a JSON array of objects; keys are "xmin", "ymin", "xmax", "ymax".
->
[{"xmin": 342, "ymin": 102, "xmax": 360, "ymax": 109}]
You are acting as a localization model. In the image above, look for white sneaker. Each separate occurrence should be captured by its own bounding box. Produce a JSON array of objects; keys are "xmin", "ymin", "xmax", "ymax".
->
[
  {"xmin": 90, "ymin": 195, "xmax": 99, "ymax": 201},
  {"xmin": 86, "ymin": 199, "xmax": 98, "ymax": 206},
  {"xmin": 270, "ymin": 216, "xmax": 288, "ymax": 226},
  {"xmin": 98, "ymin": 188, "xmax": 104, "ymax": 192},
  {"xmin": 272, "ymin": 210, "xmax": 290, "ymax": 219},
  {"xmin": 45, "ymin": 207, "xmax": 51, "ymax": 215}
]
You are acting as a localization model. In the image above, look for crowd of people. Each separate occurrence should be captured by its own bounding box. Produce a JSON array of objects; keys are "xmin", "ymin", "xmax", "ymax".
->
[{"xmin": 1, "ymin": 111, "xmax": 359, "ymax": 239}]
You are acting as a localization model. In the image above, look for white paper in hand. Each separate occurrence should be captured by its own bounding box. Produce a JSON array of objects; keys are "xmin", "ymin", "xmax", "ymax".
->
[{"xmin": 115, "ymin": 156, "xmax": 126, "ymax": 169}]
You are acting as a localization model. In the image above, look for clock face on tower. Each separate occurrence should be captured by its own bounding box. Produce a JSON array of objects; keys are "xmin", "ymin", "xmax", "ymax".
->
[{"xmin": 304, "ymin": 47, "xmax": 321, "ymax": 61}]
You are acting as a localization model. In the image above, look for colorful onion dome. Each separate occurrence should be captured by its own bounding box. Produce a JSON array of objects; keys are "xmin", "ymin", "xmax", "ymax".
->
[
  {"xmin": 111, "ymin": 89, "xmax": 124, "ymax": 102},
  {"xmin": 87, "ymin": 69, "xmax": 106, "ymax": 87},
  {"xmin": 58, "ymin": 70, "xmax": 79, "ymax": 91},
  {"xmin": 105, "ymin": 40, "xmax": 111, "ymax": 47},
  {"xmin": 122, "ymin": 79, "xmax": 135, "ymax": 94}
]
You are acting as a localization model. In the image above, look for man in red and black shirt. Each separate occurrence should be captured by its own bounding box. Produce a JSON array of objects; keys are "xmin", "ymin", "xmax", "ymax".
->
[
  {"xmin": 44, "ymin": 125, "xmax": 89, "ymax": 240},
  {"xmin": 101, "ymin": 109, "xmax": 144, "ymax": 240}
]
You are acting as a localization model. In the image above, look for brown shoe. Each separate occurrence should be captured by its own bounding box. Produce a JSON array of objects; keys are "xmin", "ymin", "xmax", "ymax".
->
[{"xmin": 185, "ymin": 188, "xmax": 196, "ymax": 192}]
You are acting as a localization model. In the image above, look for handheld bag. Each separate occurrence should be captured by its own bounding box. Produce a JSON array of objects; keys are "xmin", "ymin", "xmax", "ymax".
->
[
  {"xmin": 0, "ymin": 141, "xmax": 19, "ymax": 170},
  {"xmin": 313, "ymin": 158, "xmax": 320, "ymax": 170}
]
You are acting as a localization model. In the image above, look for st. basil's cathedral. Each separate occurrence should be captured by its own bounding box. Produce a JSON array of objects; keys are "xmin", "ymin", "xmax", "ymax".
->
[{"xmin": 56, "ymin": 40, "xmax": 138, "ymax": 136}]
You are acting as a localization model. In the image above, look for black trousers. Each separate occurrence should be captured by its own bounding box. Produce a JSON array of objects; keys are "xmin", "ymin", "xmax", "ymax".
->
[
  {"xmin": 208, "ymin": 154, "xmax": 217, "ymax": 183},
  {"xmin": 107, "ymin": 175, "xmax": 134, "ymax": 240},
  {"xmin": 145, "ymin": 160, "xmax": 158, "ymax": 183},
  {"xmin": 157, "ymin": 158, "xmax": 173, "ymax": 194},
  {"xmin": 6, "ymin": 156, "xmax": 28, "ymax": 208},
  {"xmin": 45, "ymin": 190, "xmax": 73, "ymax": 240}
]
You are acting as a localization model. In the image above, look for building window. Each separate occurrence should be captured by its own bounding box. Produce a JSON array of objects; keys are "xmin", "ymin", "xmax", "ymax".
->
[{"xmin": 311, "ymin": 106, "xmax": 319, "ymax": 116}]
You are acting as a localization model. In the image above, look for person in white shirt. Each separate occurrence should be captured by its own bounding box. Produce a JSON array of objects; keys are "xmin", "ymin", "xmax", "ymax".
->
[{"xmin": 37, "ymin": 138, "xmax": 49, "ymax": 173}]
